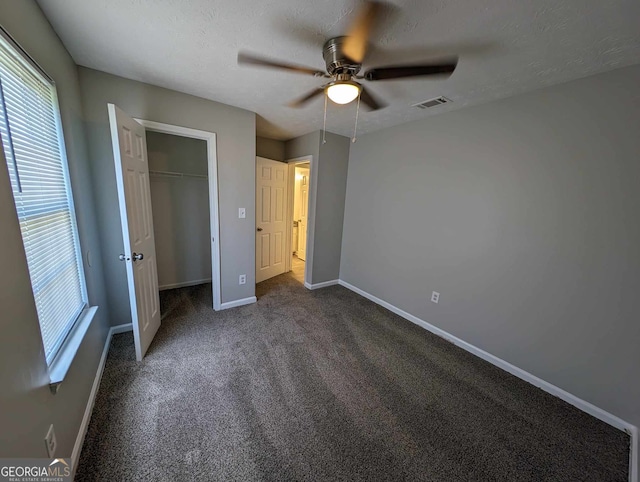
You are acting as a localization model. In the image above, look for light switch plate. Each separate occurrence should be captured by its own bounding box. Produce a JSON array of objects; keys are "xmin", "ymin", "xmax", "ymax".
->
[
  {"xmin": 431, "ymin": 291, "xmax": 440, "ymax": 303},
  {"xmin": 238, "ymin": 208, "xmax": 246, "ymax": 219}
]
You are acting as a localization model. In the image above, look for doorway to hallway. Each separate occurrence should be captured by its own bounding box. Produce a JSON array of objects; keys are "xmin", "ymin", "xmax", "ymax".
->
[
  {"xmin": 255, "ymin": 155, "xmax": 315, "ymax": 290},
  {"xmin": 291, "ymin": 162, "xmax": 310, "ymax": 284}
]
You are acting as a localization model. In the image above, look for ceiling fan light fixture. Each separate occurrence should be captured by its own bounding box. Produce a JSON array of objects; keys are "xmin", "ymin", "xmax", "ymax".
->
[{"xmin": 326, "ymin": 82, "xmax": 360, "ymax": 105}]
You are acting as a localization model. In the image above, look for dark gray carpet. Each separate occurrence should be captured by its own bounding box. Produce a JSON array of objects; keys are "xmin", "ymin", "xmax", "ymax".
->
[{"xmin": 76, "ymin": 272, "xmax": 629, "ymax": 481}]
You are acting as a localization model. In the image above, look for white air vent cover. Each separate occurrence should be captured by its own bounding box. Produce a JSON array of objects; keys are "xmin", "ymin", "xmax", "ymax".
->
[{"xmin": 413, "ymin": 96, "xmax": 452, "ymax": 109}]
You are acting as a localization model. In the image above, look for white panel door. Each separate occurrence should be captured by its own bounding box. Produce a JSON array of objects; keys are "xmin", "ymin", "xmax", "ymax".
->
[
  {"xmin": 256, "ymin": 157, "xmax": 288, "ymax": 283},
  {"xmin": 297, "ymin": 167, "xmax": 309, "ymax": 261},
  {"xmin": 108, "ymin": 104, "xmax": 161, "ymax": 361}
]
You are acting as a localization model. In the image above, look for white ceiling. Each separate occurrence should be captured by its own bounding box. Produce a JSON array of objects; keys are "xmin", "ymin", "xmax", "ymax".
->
[{"xmin": 37, "ymin": 0, "xmax": 640, "ymax": 140}]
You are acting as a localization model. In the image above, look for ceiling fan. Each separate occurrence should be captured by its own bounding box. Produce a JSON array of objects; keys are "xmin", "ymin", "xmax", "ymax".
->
[{"xmin": 237, "ymin": 1, "xmax": 458, "ymax": 111}]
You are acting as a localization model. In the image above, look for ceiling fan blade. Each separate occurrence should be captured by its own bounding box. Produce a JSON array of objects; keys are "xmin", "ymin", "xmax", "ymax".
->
[
  {"xmin": 343, "ymin": 1, "xmax": 383, "ymax": 64},
  {"xmin": 288, "ymin": 86, "xmax": 327, "ymax": 108},
  {"xmin": 238, "ymin": 52, "xmax": 326, "ymax": 77},
  {"xmin": 359, "ymin": 86, "xmax": 386, "ymax": 111},
  {"xmin": 364, "ymin": 60, "xmax": 458, "ymax": 81}
]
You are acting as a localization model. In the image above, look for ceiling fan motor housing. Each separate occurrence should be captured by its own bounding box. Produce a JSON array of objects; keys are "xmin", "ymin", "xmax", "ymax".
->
[
  {"xmin": 237, "ymin": 2, "xmax": 458, "ymax": 111},
  {"xmin": 323, "ymin": 37, "xmax": 361, "ymax": 76}
]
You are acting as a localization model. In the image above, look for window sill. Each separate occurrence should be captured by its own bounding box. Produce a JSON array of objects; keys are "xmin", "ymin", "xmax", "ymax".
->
[{"xmin": 49, "ymin": 306, "xmax": 99, "ymax": 393}]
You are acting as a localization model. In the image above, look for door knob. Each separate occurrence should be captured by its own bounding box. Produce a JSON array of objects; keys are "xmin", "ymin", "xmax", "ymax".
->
[
  {"xmin": 118, "ymin": 254, "xmax": 129, "ymax": 261},
  {"xmin": 132, "ymin": 252, "xmax": 144, "ymax": 261},
  {"xmin": 257, "ymin": 227, "xmax": 263, "ymax": 232}
]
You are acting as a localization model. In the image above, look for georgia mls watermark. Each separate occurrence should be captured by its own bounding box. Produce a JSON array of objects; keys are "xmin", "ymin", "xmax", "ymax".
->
[{"xmin": 0, "ymin": 459, "xmax": 72, "ymax": 482}]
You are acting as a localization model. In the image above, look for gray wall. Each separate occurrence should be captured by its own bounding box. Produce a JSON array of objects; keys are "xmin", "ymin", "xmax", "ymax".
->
[
  {"xmin": 286, "ymin": 131, "xmax": 350, "ymax": 284},
  {"xmin": 256, "ymin": 136, "xmax": 285, "ymax": 161},
  {"xmin": 341, "ymin": 66, "xmax": 640, "ymax": 444},
  {"xmin": 0, "ymin": 0, "xmax": 110, "ymax": 459},
  {"xmin": 78, "ymin": 67, "xmax": 256, "ymax": 323},
  {"xmin": 147, "ymin": 131, "xmax": 211, "ymax": 289},
  {"xmin": 148, "ymin": 130, "xmax": 208, "ymax": 175},
  {"xmin": 285, "ymin": 131, "xmax": 320, "ymax": 163}
]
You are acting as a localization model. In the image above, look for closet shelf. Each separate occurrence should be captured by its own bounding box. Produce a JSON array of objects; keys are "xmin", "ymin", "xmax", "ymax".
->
[{"xmin": 149, "ymin": 170, "xmax": 208, "ymax": 180}]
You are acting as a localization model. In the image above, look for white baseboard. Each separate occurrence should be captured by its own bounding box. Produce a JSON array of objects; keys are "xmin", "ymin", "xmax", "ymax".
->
[
  {"xmin": 338, "ymin": 279, "xmax": 638, "ymax": 482},
  {"xmin": 111, "ymin": 323, "xmax": 133, "ymax": 334},
  {"xmin": 159, "ymin": 279, "xmax": 211, "ymax": 291},
  {"xmin": 220, "ymin": 296, "xmax": 257, "ymax": 310},
  {"xmin": 70, "ymin": 323, "xmax": 129, "ymax": 475},
  {"xmin": 304, "ymin": 279, "xmax": 339, "ymax": 290}
]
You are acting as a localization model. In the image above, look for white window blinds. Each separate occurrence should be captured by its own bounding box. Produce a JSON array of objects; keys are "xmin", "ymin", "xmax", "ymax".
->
[{"xmin": 0, "ymin": 32, "xmax": 87, "ymax": 365}]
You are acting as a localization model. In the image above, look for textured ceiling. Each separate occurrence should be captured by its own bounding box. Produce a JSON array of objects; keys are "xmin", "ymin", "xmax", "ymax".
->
[{"xmin": 37, "ymin": 0, "xmax": 640, "ymax": 140}]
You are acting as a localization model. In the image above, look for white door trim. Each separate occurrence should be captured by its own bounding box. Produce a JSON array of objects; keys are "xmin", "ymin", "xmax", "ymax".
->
[
  {"xmin": 285, "ymin": 156, "xmax": 316, "ymax": 287},
  {"xmin": 135, "ymin": 119, "xmax": 222, "ymax": 311}
]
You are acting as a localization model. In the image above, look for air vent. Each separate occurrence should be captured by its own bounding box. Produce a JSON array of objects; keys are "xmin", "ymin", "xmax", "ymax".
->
[{"xmin": 413, "ymin": 96, "xmax": 451, "ymax": 109}]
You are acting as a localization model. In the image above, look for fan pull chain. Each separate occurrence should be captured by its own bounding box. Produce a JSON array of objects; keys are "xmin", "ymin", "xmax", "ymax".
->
[
  {"xmin": 352, "ymin": 90, "xmax": 362, "ymax": 143},
  {"xmin": 322, "ymin": 91, "xmax": 328, "ymax": 145}
]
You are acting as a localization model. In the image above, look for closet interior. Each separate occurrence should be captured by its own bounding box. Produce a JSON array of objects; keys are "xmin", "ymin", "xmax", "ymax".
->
[{"xmin": 146, "ymin": 130, "xmax": 212, "ymax": 297}]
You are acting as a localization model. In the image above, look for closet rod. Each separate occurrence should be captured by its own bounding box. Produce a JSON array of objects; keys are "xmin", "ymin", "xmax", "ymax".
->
[{"xmin": 149, "ymin": 170, "xmax": 208, "ymax": 180}]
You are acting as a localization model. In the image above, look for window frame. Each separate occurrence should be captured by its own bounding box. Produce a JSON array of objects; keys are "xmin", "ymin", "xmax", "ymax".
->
[{"xmin": 0, "ymin": 26, "xmax": 90, "ymax": 371}]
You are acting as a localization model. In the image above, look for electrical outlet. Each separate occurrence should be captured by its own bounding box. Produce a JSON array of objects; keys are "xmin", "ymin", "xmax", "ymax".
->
[
  {"xmin": 431, "ymin": 291, "xmax": 440, "ymax": 304},
  {"xmin": 239, "ymin": 274, "xmax": 246, "ymax": 285},
  {"xmin": 238, "ymin": 208, "xmax": 246, "ymax": 219},
  {"xmin": 45, "ymin": 424, "xmax": 57, "ymax": 458}
]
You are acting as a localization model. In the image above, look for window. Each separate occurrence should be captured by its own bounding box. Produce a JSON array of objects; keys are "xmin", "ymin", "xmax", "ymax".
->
[{"xmin": 0, "ymin": 30, "xmax": 87, "ymax": 365}]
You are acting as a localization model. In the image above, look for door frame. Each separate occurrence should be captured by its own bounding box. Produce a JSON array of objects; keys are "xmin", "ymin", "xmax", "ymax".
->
[
  {"xmin": 285, "ymin": 155, "xmax": 316, "ymax": 287},
  {"xmin": 135, "ymin": 118, "xmax": 222, "ymax": 311}
]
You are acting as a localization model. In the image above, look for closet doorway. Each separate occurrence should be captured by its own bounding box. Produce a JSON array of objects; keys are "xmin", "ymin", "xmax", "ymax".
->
[{"xmin": 136, "ymin": 119, "xmax": 221, "ymax": 311}]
